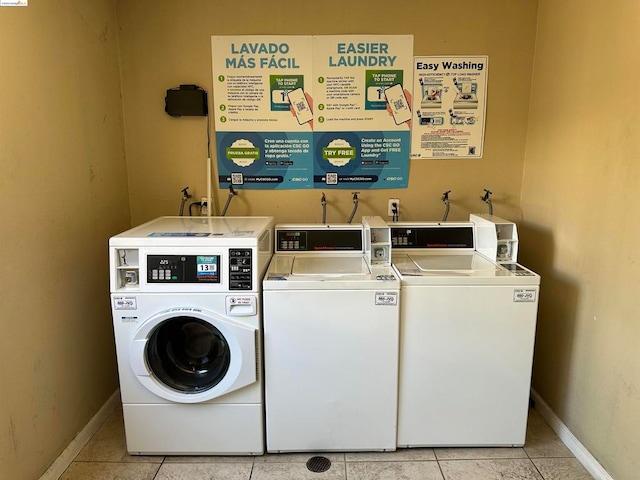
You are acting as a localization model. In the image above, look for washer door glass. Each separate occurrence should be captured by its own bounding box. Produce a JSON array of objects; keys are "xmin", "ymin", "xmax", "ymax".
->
[{"xmin": 146, "ymin": 316, "xmax": 231, "ymax": 393}]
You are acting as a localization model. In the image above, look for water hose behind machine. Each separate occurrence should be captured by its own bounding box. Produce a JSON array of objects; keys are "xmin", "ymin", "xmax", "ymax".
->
[
  {"xmin": 347, "ymin": 192, "xmax": 359, "ymax": 224},
  {"xmin": 441, "ymin": 190, "xmax": 451, "ymax": 221},
  {"xmin": 179, "ymin": 186, "xmax": 192, "ymax": 216},
  {"xmin": 321, "ymin": 193, "xmax": 327, "ymax": 224},
  {"xmin": 221, "ymin": 185, "xmax": 237, "ymax": 216},
  {"xmin": 481, "ymin": 188, "xmax": 493, "ymax": 215}
]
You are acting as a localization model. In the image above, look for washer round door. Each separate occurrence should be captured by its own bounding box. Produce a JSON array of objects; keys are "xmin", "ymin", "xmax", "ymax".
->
[{"xmin": 129, "ymin": 307, "xmax": 257, "ymax": 403}]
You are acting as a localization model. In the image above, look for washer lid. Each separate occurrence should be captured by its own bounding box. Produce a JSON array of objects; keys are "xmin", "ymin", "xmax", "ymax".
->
[
  {"xmin": 264, "ymin": 254, "xmax": 399, "ymax": 290},
  {"xmin": 409, "ymin": 253, "xmax": 494, "ymax": 273},
  {"xmin": 291, "ymin": 255, "xmax": 370, "ymax": 276},
  {"xmin": 392, "ymin": 252, "xmax": 540, "ymax": 286}
]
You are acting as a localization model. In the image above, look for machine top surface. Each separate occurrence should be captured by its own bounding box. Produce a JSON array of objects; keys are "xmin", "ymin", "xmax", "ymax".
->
[
  {"xmin": 291, "ymin": 255, "xmax": 370, "ymax": 276},
  {"xmin": 109, "ymin": 216, "xmax": 274, "ymax": 246},
  {"xmin": 392, "ymin": 252, "xmax": 539, "ymax": 286},
  {"xmin": 264, "ymin": 253, "xmax": 398, "ymax": 290},
  {"xmin": 394, "ymin": 251, "xmax": 497, "ymax": 276}
]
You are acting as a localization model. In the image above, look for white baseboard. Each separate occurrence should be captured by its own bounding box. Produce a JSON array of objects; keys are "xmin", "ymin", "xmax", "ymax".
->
[
  {"xmin": 40, "ymin": 389, "xmax": 121, "ymax": 480},
  {"xmin": 530, "ymin": 389, "xmax": 613, "ymax": 480}
]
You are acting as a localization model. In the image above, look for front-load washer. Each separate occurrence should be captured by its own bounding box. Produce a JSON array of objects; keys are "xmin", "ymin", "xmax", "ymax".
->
[
  {"xmin": 109, "ymin": 216, "xmax": 273, "ymax": 455},
  {"xmin": 263, "ymin": 217, "xmax": 400, "ymax": 452},
  {"xmin": 391, "ymin": 222, "xmax": 540, "ymax": 447}
]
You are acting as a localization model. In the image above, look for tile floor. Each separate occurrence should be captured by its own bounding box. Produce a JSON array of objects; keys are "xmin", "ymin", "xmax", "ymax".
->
[{"xmin": 59, "ymin": 407, "xmax": 594, "ymax": 480}]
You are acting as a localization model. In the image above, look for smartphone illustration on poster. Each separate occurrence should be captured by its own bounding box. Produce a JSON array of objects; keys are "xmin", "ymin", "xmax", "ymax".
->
[
  {"xmin": 287, "ymin": 87, "xmax": 313, "ymax": 125},
  {"xmin": 384, "ymin": 84, "xmax": 411, "ymax": 125}
]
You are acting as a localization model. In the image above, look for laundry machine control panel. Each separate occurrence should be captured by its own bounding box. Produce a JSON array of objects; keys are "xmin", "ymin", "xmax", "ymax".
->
[
  {"xmin": 391, "ymin": 225, "xmax": 474, "ymax": 249},
  {"xmin": 229, "ymin": 248, "xmax": 253, "ymax": 290},
  {"xmin": 276, "ymin": 229, "xmax": 362, "ymax": 252},
  {"xmin": 147, "ymin": 255, "xmax": 221, "ymax": 283},
  {"xmin": 143, "ymin": 250, "xmax": 254, "ymax": 290}
]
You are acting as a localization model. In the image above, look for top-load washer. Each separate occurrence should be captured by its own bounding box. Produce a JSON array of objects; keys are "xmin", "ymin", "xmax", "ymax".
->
[
  {"xmin": 109, "ymin": 216, "xmax": 273, "ymax": 455},
  {"xmin": 391, "ymin": 222, "xmax": 540, "ymax": 447},
  {"xmin": 263, "ymin": 217, "xmax": 400, "ymax": 452}
]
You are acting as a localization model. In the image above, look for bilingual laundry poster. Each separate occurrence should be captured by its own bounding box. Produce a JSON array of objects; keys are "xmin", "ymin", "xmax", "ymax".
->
[
  {"xmin": 410, "ymin": 56, "xmax": 488, "ymax": 159},
  {"xmin": 311, "ymin": 35, "xmax": 413, "ymax": 189},
  {"xmin": 211, "ymin": 36, "xmax": 314, "ymax": 189}
]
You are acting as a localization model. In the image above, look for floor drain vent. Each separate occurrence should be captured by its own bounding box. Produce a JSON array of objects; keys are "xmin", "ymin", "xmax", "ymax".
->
[{"xmin": 306, "ymin": 456, "xmax": 331, "ymax": 473}]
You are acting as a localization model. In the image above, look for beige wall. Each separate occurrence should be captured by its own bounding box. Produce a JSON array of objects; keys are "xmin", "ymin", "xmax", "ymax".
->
[
  {"xmin": 0, "ymin": 1, "xmax": 129, "ymax": 479},
  {"xmin": 117, "ymin": 0, "xmax": 538, "ymax": 225},
  {"xmin": 521, "ymin": 1, "xmax": 640, "ymax": 479}
]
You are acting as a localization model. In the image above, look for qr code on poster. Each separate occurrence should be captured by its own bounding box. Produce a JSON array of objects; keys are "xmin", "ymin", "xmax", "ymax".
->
[
  {"xmin": 326, "ymin": 172, "xmax": 338, "ymax": 185},
  {"xmin": 231, "ymin": 173, "xmax": 244, "ymax": 185}
]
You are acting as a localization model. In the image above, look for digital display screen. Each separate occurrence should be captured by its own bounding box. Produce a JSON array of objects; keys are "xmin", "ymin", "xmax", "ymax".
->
[
  {"xmin": 196, "ymin": 256, "xmax": 218, "ymax": 281},
  {"xmin": 147, "ymin": 255, "xmax": 221, "ymax": 283}
]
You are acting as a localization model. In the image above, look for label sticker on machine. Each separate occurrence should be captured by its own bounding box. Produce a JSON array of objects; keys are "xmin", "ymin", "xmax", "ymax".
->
[
  {"xmin": 227, "ymin": 296, "xmax": 254, "ymax": 305},
  {"xmin": 196, "ymin": 256, "xmax": 219, "ymax": 280},
  {"xmin": 375, "ymin": 292, "xmax": 398, "ymax": 306},
  {"xmin": 513, "ymin": 289, "xmax": 537, "ymax": 302},
  {"xmin": 148, "ymin": 232, "xmax": 211, "ymax": 237},
  {"xmin": 113, "ymin": 296, "xmax": 137, "ymax": 310}
]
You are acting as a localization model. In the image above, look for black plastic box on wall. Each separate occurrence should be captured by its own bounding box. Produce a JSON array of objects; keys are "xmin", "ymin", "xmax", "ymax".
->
[{"xmin": 165, "ymin": 85, "xmax": 208, "ymax": 117}]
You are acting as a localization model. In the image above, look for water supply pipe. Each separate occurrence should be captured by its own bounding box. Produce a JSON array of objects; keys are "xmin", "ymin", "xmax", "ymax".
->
[
  {"xmin": 221, "ymin": 185, "xmax": 237, "ymax": 216},
  {"xmin": 347, "ymin": 192, "xmax": 359, "ymax": 224},
  {"xmin": 481, "ymin": 189, "xmax": 493, "ymax": 215},
  {"xmin": 441, "ymin": 190, "xmax": 451, "ymax": 221},
  {"xmin": 321, "ymin": 193, "xmax": 327, "ymax": 224}
]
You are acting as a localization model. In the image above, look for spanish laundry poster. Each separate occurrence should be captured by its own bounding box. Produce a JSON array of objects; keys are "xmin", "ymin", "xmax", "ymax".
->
[
  {"xmin": 211, "ymin": 35, "xmax": 314, "ymax": 189},
  {"xmin": 211, "ymin": 35, "xmax": 413, "ymax": 190},
  {"xmin": 410, "ymin": 56, "xmax": 488, "ymax": 159}
]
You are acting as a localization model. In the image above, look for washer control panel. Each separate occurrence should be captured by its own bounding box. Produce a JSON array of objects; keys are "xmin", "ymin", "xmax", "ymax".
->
[
  {"xmin": 229, "ymin": 248, "xmax": 253, "ymax": 290},
  {"xmin": 276, "ymin": 229, "xmax": 362, "ymax": 252},
  {"xmin": 147, "ymin": 255, "xmax": 221, "ymax": 283},
  {"xmin": 391, "ymin": 226, "xmax": 474, "ymax": 249}
]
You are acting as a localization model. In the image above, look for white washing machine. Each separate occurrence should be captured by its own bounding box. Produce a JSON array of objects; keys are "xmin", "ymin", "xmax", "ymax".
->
[
  {"xmin": 109, "ymin": 216, "xmax": 273, "ymax": 455},
  {"xmin": 263, "ymin": 217, "xmax": 400, "ymax": 452},
  {"xmin": 391, "ymin": 222, "xmax": 540, "ymax": 447}
]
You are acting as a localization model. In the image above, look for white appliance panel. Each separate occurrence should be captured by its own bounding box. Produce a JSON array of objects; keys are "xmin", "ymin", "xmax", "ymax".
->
[
  {"xmin": 123, "ymin": 404, "xmax": 263, "ymax": 455},
  {"xmin": 264, "ymin": 288, "xmax": 399, "ymax": 452},
  {"xmin": 397, "ymin": 284, "xmax": 539, "ymax": 447}
]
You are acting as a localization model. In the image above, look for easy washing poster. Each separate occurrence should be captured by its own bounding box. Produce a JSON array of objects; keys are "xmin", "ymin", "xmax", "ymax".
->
[
  {"xmin": 211, "ymin": 35, "xmax": 413, "ymax": 190},
  {"xmin": 410, "ymin": 56, "xmax": 488, "ymax": 159}
]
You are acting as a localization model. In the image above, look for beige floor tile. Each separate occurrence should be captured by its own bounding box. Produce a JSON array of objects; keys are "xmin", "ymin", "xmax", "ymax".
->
[
  {"xmin": 59, "ymin": 462, "xmax": 159, "ymax": 480},
  {"xmin": 64, "ymin": 404, "xmax": 593, "ymax": 480},
  {"xmin": 163, "ymin": 454, "xmax": 255, "ymax": 463},
  {"xmin": 255, "ymin": 451, "xmax": 345, "ymax": 463},
  {"xmin": 154, "ymin": 462, "xmax": 253, "ymax": 480},
  {"xmin": 524, "ymin": 410, "xmax": 574, "ymax": 458},
  {"xmin": 346, "ymin": 461, "xmax": 444, "ymax": 480},
  {"xmin": 346, "ymin": 447, "xmax": 436, "ymax": 461},
  {"xmin": 435, "ymin": 447, "xmax": 528, "ymax": 460},
  {"xmin": 532, "ymin": 457, "xmax": 594, "ymax": 480},
  {"xmin": 74, "ymin": 409, "xmax": 163, "ymax": 463},
  {"xmin": 251, "ymin": 461, "xmax": 346, "ymax": 479},
  {"xmin": 439, "ymin": 458, "xmax": 543, "ymax": 479},
  {"xmin": 75, "ymin": 408, "xmax": 164, "ymax": 463}
]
